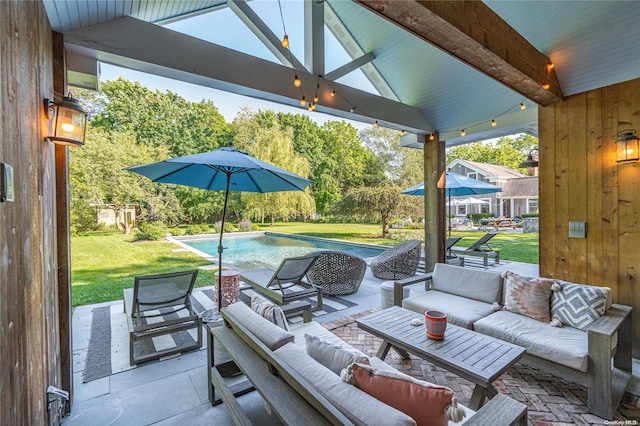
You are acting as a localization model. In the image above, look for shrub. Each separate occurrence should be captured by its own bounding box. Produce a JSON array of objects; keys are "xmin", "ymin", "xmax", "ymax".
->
[
  {"xmin": 521, "ymin": 213, "xmax": 539, "ymax": 218},
  {"xmin": 133, "ymin": 221, "xmax": 169, "ymax": 241},
  {"xmin": 237, "ymin": 219, "xmax": 254, "ymax": 232},
  {"xmin": 468, "ymin": 213, "xmax": 493, "ymax": 223},
  {"xmin": 184, "ymin": 224, "xmax": 209, "ymax": 235},
  {"xmin": 213, "ymin": 221, "xmax": 237, "ymax": 233}
]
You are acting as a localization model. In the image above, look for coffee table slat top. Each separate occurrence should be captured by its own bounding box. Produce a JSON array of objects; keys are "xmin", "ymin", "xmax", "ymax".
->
[{"xmin": 356, "ymin": 307, "xmax": 525, "ymax": 385}]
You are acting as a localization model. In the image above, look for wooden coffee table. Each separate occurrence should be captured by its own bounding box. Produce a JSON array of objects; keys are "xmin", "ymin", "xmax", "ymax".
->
[{"xmin": 356, "ymin": 306, "xmax": 525, "ymax": 410}]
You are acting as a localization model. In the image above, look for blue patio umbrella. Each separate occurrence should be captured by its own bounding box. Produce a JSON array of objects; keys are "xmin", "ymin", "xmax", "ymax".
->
[
  {"xmin": 401, "ymin": 171, "xmax": 501, "ymax": 236},
  {"xmin": 125, "ymin": 145, "xmax": 313, "ymax": 312}
]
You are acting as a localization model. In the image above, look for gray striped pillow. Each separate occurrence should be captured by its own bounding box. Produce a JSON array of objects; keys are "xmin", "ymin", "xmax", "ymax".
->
[{"xmin": 250, "ymin": 295, "xmax": 289, "ymax": 331}]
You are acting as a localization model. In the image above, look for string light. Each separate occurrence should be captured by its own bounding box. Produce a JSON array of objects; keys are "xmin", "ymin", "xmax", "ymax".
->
[
  {"xmin": 281, "ymin": 35, "xmax": 289, "ymax": 48},
  {"xmin": 400, "ymin": 130, "xmax": 406, "ymax": 136},
  {"xmin": 542, "ymin": 79, "xmax": 550, "ymax": 90},
  {"xmin": 546, "ymin": 62, "xmax": 554, "ymax": 71},
  {"xmin": 293, "ymin": 75, "xmax": 301, "ymax": 87},
  {"xmin": 330, "ymin": 90, "xmax": 336, "ymax": 97},
  {"xmin": 373, "ymin": 120, "xmax": 379, "ymax": 128},
  {"xmin": 307, "ymin": 104, "xmax": 313, "ymax": 112},
  {"xmin": 300, "ymin": 96, "xmax": 306, "ymax": 107},
  {"xmin": 429, "ymin": 133, "xmax": 435, "ymax": 141},
  {"xmin": 349, "ymin": 107, "xmax": 355, "ymax": 113},
  {"xmin": 491, "ymin": 119, "xmax": 497, "ymax": 127},
  {"xmin": 520, "ymin": 102, "xmax": 527, "ymax": 110},
  {"xmin": 461, "ymin": 129, "xmax": 466, "ymax": 136}
]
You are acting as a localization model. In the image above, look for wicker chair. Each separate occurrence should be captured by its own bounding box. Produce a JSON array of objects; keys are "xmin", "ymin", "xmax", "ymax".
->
[
  {"xmin": 306, "ymin": 250, "xmax": 367, "ymax": 296},
  {"xmin": 370, "ymin": 239, "xmax": 421, "ymax": 280}
]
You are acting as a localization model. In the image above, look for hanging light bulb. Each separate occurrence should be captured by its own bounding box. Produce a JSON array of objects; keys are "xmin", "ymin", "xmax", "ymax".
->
[
  {"xmin": 399, "ymin": 130, "xmax": 406, "ymax": 136},
  {"xmin": 300, "ymin": 96, "xmax": 306, "ymax": 107},
  {"xmin": 313, "ymin": 95, "xmax": 319, "ymax": 104},
  {"xmin": 542, "ymin": 79, "xmax": 550, "ymax": 90},
  {"xmin": 307, "ymin": 103, "xmax": 313, "ymax": 112},
  {"xmin": 429, "ymin": 133, "xmax": 435, "ymax": 141},
  {"xmin": 293, "ymin": 75, "xmax": 301, "ymax": 87},
  {"xmin": 349, "ymin": 106, "xmax": 355, "ymax": 113},
  {"xmin": 281, "ymin": 35, "xmax": 289, "ymax": 48},
  {"xmin": 330, "ymin": 90, "xmax": 336, "ymax": 97},
  {"xmin": 491, "ymin": 119, "xmax": 497, "ymax": 127},
  {"xmin": 520, "ymin": 102, "xmax": 527, "ymax": 110},
  {"xmin": 373, "ymin": 120, "xmax": 379, "ymax": 128},
  {"xmin": 546, "ymin": 61, "xmax": 554, "ymax": 71},
  {"xmin": 461, "ymin": 129, "xmax": 466, "ymax": 137}
]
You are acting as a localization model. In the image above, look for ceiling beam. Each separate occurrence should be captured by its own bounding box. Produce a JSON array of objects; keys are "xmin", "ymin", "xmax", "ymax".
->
[
  {"xmin": 63, "ymin": 16, "xmax": 433, "ymax": 133},
  {"xmin": 354, "ymin": 0, "xmax": 564, "ymax": 105},
  {"xmin": 325, "ymin": 52, "xmax": 375, "ymax": 81},
  {"xmin": 304, "ymin": 0, "xmax": 325, "ymax": 76},
  {"xmin": 228, "ymin": 0, "xmax": 306, "ymax": 71}
]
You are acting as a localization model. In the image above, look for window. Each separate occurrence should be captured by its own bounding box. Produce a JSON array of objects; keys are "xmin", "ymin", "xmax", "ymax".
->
[
  {"xmin": 467, "ymin": 172, "xmax": 478, "ymax": 180},
  {"xmin": 480, "ymin": 202, "xmax": 490, "ymax": 214},
  {"xmin": 528, "ymin": 198, "xmax": 539, "ymax": 214},
  {"xmin": 456, "ymin": 205, "xmax": 467, "ymax": 216}
]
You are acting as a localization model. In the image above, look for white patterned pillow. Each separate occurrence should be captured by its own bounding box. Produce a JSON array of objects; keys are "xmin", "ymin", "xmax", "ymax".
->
[
  {"xmin": 251, "ymin": 295, "xmax": 289, "ymax": 331},
  {"xmin": 550, "ymin": 281, "xmax": 611, "ymax": 330}
]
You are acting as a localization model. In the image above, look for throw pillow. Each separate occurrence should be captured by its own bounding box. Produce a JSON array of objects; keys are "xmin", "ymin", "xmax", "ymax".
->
[
  {"xmin": 502, "ymin": 271, "xmax": 555, "ymax": 322},
  {"xmin": 250, "ymin": 294, "xmax": 289, "ymax": 331},
  {"xmin": 304, "ymin": 334, "xmax": 369, "ymax": 375},
  {"xmin": 342, "ymin": 363, "xmax": 465, "ymax": 426},
  {"xmin": 550, "ymin": 281, "xmax": 611, "ymax": 330}
]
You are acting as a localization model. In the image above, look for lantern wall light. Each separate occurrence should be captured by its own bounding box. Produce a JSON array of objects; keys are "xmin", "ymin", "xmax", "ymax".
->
[
  {"xmin": 44, "ymin": 96, "xmax": 87, "ymax": 147},
  {"xmin": 616, "ymin": 129, "xmax": 640, "ymax": 163}
]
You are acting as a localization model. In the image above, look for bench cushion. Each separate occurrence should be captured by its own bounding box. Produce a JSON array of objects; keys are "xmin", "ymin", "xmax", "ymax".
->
[
  {"xmin": 225, "ymin": 302, "xmax": 294, "ymax": 351},
  {"xmin": 276, "ymin": 342, "xmax": 416, "ymax": 426},
  {"xmin": 431, "ymin": 263, "xmax": 502, "ymax": 304},
  {"xmin": 473, "ymin": 310, "xmax": 588, "ymax": 372},
  {"xmin": 403, "ymin": 290, "xmax": 497, "ymax": 329}
]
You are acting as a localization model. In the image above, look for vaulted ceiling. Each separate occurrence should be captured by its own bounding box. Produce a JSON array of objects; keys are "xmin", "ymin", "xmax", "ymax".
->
[{"xmin": 43, "ymin": 0, "xmax": 640, "ymax": 147}]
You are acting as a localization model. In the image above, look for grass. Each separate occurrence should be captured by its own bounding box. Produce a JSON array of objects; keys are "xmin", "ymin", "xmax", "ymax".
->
[{"xmin": 71, "ymin": 223, "xmax": 538, "ymax": 306}]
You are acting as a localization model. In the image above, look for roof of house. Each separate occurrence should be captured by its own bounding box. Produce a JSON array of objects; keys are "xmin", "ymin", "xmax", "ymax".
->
[
  {"xmin": 450, "ymin": 159, "xmax": 525, "ymax": 180},
  {"xmin": 499, "ymin": 176, "xmax": 539, "ymax": 198}
]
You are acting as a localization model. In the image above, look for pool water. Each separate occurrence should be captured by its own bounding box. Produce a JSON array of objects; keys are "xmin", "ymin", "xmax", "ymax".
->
[{"xmin": 178, "ymin": 233, "xmax": 386, "ymax": 271}]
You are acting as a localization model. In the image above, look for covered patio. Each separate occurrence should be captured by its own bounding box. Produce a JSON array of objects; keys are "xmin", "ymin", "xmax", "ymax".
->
[{"xmin": 3, "ymin": 0, "xmax": 640, "ymax": 424}]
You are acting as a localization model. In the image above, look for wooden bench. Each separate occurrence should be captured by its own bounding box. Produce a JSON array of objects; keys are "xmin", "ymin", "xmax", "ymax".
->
[{"xmin": 207, "ymin": 306, "xmax": 528, "ymax": 425}]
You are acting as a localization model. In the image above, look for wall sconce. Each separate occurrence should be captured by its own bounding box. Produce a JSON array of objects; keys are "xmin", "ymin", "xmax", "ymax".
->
[
  {"xmin": 616, "ymin": 130, "xmax": 640, "ymax": 163},
  {"xmin": 44, "ymin": 96, "xmax": 87, "ymax": 147},
  {"xmin": 518, "ymin": 147, "xmax": 539, "ymax": 168}
]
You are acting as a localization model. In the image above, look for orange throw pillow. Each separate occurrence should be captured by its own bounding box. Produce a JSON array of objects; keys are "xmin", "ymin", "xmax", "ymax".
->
[{"xmin": 344, "ymin": 363, "xmax": 465, "ymax": 426}]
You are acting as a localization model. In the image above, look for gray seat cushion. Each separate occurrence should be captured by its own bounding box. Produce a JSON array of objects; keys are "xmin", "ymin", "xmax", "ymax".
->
[
  {"xmin": 276, "ymin": 343, "xmax": 416, "ymax": 426},
  {"xmin": 473, "ymin": 310, "xmax": 588, "ymax": 372},
  {"xmin": 431, "ymin": 263, "xmax": 503, "ymax": 304},
  {"xmin": 402, "ymin": 290, "xmax": 497, "ymax": 329},
  {"xmin": 225, "ymin": 302, "xmax": 294, "ymax": 351}
]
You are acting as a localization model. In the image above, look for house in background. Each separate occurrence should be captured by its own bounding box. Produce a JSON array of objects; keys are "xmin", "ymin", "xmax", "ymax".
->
[
  {"xmin": 447, "ymin": 159, "xmax": 526, "ymax": 218},
  {"xmin": 498, "ymin": 176, "xmax": 539, "ymax": 217}
]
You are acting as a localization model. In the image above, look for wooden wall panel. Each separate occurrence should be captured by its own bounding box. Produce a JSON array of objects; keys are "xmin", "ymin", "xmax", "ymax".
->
[
  {"xmin": 0, "ymin": 1, "xmax": 59, "ymax": 424},
  {"xmin": 539, "ymin": 77, "xmax": 640, "ymax": 357}
]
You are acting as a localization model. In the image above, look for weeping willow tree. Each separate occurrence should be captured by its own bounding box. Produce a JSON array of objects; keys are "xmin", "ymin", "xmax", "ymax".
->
[{"xmin": 232, "ymin": 108, "xmax": 315, "ymax": 224}]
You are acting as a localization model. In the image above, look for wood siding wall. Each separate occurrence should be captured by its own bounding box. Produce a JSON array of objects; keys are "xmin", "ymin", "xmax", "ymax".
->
[
  {"xmin": 539, "ymin": 78, "xmax": 640, "ymax": 356},
  {"xmin": 0, "ymin": 1, "xmax": 60, "ymax": 423}
]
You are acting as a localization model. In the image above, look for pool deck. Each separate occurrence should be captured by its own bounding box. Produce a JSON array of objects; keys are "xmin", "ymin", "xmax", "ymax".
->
[{"xmin": 64, "ymin": 259, "xmax": 640, "ymax": 425}]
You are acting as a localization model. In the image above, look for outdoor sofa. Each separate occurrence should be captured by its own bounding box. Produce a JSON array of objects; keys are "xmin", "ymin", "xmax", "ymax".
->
[
  {"xmin": 208, "ymin": 300, "xmax": 528, "ymax": 425},
  {"xmin": 393, "ymin": 263, "xmax": 633, "ymax": 420}
]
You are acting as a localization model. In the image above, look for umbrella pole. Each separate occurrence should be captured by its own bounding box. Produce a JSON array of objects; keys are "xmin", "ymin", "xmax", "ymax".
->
[
  {"xmin": 217, "ymin": 175, "xmax": 231, "ymax": 311},
  {"xmin": 448, "ymin": 190, "xmax": 452, "ymax": 238}
]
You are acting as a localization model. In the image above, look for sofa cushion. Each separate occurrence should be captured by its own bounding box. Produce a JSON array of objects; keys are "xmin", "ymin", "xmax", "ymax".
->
[
  {"xmin": 551, "ymin": 281, "xmax": 612, "ymax": 330},
  {"xmin": 290, "ymin": 321, "xmax": 344, "ymax": 349},
  {"xmin": 431, "ymin": 263, "xmax": 502, "ymax": 304},
  {"xmin": 502, "ymin": 271, "xmax": 555, "ymax": 322},
  {"xmin": 275, "ymin": 342, "xmax": 416, "ymax": 426},
  {"xmin": 251, "ymin": 294, "xmax": 289, "ymax": 331},
  {"xmin": 403, "ymin": 290, "xmax": 497, "ymax": 329},
  {"xmin": 225, "ymin": 302, "xmax": 294, "ymax": 351},
  {"xmin": 305, "ymin": 333, "xmax": 369, "ymax": 375},
  {"xmin": 344, "ymin": 363, "xmax": 465, "ymax": 426},
  {"xmin": 473, "ymin": 310, "xmax": 588, "ymax": 372}
]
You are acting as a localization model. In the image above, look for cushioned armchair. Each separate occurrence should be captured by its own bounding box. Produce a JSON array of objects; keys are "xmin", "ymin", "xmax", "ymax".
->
[
  {"xmin": 306, "ymin": 250, "xmax": 367, "ymax": 296},
  {"xmin": 370, "ymin": 239, "xmax": 421, "ymax": 280}
]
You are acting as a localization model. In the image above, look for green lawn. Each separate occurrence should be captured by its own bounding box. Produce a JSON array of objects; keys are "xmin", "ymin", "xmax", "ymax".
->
[{"xmin": 71, "ymin": 223, "xmax": 538, "ymax": 306}]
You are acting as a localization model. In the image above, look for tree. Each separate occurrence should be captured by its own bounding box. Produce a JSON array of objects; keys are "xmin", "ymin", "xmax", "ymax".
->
[
  {"xmin": 359, "ymin": 126, "xmax": 423, "ymax": 187},
  {"xmin": 333, "ymin": 186, "xmax": 422, "ymax": 237},
  {"xmin": 69, "ymin": 127, "xmax": 180, "ymax": 233},
  {"xmin": 231, "ymin": 108, "xmax": 315, "ymax": 224}
]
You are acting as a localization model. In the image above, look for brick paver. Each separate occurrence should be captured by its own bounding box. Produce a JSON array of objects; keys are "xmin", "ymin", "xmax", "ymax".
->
[{"xmin": 323, "ymin": 309, "xmax": 640, "ymax": 425}]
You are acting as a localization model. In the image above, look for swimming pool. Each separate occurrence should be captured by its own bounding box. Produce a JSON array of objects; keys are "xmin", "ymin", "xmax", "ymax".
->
[{"xmin": 173, "ymin": 232, "xmax": 387, "ymax": 271}]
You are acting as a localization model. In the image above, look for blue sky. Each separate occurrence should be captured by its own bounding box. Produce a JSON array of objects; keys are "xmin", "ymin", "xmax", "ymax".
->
[{"xmin": 99, "ymin": 2, "xmax": 373, "ymax": 129}]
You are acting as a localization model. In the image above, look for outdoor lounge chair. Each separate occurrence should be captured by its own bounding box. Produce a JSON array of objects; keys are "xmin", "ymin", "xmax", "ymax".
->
[
  {"xmin": 451, "ymin": 232, "xmax": 500, "ymax": 266},
  {"xmin": 306, "ymin": 250, "xmax": 367, "ymax": 296},
  {"xmin": 240, "ymin": 253, "xmax": 323, "ymax": 310},
  {"xmin": 370, "ymin": 239, "xmax": 421, "ymax": 280},
  {"xmin": 445, "ymin": 236, "xmax": 465, "ymax": 266},
  {"xmin": 123, "ymin": 270, "xmax": 202, "ymax": 365}
]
